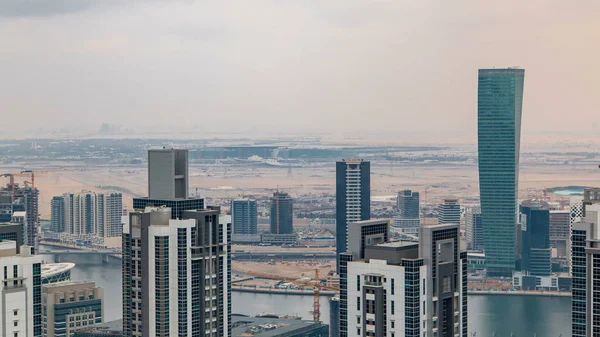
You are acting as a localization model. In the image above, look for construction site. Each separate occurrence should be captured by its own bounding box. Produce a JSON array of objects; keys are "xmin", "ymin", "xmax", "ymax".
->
[{"xmin": 0, "ymin": 170, "xmax": 40, "ymax": 248}]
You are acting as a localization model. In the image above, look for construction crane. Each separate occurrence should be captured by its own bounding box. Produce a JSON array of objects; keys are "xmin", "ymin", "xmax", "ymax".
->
[
  {"xmin": 243, "ymin": 269, "xmax": 339, "ymax": 322},
  {"xmin": 18, "ymin": 170, "xmax": 35, "ymax": 188}
]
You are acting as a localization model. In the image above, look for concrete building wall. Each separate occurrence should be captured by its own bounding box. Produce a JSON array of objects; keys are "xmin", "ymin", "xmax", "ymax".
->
[
  {"xmin": 0, "ymin": 242, "xmax": 43, "ymax": 337},
  {"xmin": 148, "ymin": 149, "xmax": 188, "ymax": 199}
]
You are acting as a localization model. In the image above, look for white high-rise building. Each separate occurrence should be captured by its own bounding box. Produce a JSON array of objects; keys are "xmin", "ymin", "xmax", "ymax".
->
[
  {"xmin": 0, "ymin": 241, "xmax": 43, "ymax": 337},
  {"xmin": 51, "ymin": 192, "xmax": 123, "ymax": 237},
  {"xmin": 465, "ymin": 206, "xmax": 483, "ymax": 251},
  {"xmin": 341, "ymin": 222, "xmax": 467, "ymax": 337},
  {"xmin": 437, "ymin": 198, "xmax": 460, "ymax": 226},
  {"xmin": 122, "ymin": 206, "xmax": 230, "ymax": 337}
]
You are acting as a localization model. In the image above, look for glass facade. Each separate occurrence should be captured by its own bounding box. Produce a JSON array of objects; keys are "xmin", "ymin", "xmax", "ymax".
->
[
  {"xmin": 33, "ymin": 262, "xmax": 42, "ymax": 337},
  {"xmin": 41, "ymin": 270, "xmax": 71, "ymax": 284},
  {"xmin": 477, "ymin": 68, "xmax": 524, "ymax": 277},
  {"xmin": 270, "ymin": 192, "xmax": 293, "ymax": 234},
  {"xmin": 460, "ymin": 251, "xmax": 468, "ymax": 337},
  {"xmin": 339, "ymin": 252, "xmax": 353, "ymax": 337},
  {"xmin": 231, "ymin": 199, "xmax": 257, "ymax": 235},
  {"xmin": 520, "ymin": 203, "xmax": 551, "ymax": 276},
  {"xmin": 132, "ymin": 198, "xmax": 204, "ymax": 220},
  {"xmin": 572, "ymin": 227, "xmax": 587, "ymax": 337},
  {"xmin": 402, "ymin": 259, "xmax": 423, "ymax": 337},
  {"xmin": 398, "ymin": 190, "xmax": 419, "ymax": 219}
]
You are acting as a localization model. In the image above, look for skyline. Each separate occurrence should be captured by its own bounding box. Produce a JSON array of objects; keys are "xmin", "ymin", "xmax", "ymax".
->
[{"xmin": 1, "ymin": 1, "xmax": 600, "ymax": 139}]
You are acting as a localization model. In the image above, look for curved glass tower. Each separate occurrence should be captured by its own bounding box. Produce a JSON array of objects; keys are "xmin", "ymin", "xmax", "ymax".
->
[{"xmin": 477, "ymin": 68, "xmax": 524, "ymax": 277}]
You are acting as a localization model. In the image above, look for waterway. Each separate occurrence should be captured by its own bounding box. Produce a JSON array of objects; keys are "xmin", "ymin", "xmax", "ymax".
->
[{"xmin": 41, "ymin": 247, "xmax": 572, "ymax": 337}]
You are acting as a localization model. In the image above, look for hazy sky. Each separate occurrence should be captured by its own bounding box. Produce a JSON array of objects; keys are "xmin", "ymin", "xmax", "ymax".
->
[{"xmin": 1, "ymin": 1, "xmax": 599, "ymax": 140}]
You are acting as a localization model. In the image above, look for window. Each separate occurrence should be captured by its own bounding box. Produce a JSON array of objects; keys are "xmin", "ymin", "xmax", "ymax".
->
[
  {"xmin": 357, "ymin": 317, "xmax": 360, "ymax": 324},
  {"xmin": 357, "ymin": 275, "xmax": 361, "ymax": 291},
  {"xmin": 423, "ymin": 301, "xmax": 425, "ymax": 315},
  {"xmin": 423, "ymin": 279, "xmax": 426, "ymax": 295},
  {"xmin": 13, "ymin": 265, "xmax": 17, "ymax": 278},
  {"xmin": 357, "ymin": 328, "xmax": 361, "ymax": 335},
  {"xmin": 14, "ymin": 321, "xmax": 18, "ymax": 327},
  {"xmin": 391, "ymin": 300, "xmax": 395, "ymax": 315},
  {"xmin": 13, "ymin": 310, "xmax": 17, "ymax": 316},
  {"xmin": 14, "ymin": 333, "xmax": 17, "ymax": 337},
  {"xmin": 357, "ymin": 297, "xmax": 361, "ymax": 311},
  {"xmin": 391, "ymin": 320, "xmax": 395, "ymax": 328},
  {"xmin": 442, "ymin": 276, "xmax": 451, "ymax": 293}
]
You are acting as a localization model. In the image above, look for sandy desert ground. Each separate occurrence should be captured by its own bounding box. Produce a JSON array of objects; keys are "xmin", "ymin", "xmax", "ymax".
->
[{"xmin": 2, "ymin": 160, "xmax": 598, "ymax": 219}]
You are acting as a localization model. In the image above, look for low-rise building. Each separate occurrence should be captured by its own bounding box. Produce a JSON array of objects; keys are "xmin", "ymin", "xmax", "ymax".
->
[
  {"xmin": 72, "ymin": 319, "xmax": 122, "ymax": 337},
  {"xmin": 231, "ymin": 315, "xmax": 328, "ymax": 337},
  {"xmin": 43, "ymin": 280, "xmax": 104, "ymax": 337}
]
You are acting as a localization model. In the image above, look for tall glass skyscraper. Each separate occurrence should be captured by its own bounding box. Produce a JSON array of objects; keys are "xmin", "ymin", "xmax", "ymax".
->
[
  {"xmin": 335, "ymin": 159, "xmax": 370, "ymax": 266},
  {"xmin": 477, "ymin": 68, "xmax": 524, "ymax": 277}
]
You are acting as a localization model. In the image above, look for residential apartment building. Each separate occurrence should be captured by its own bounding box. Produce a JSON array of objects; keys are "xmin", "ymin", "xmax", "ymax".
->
[
  {"xmin": 340, "ymin": 220, "xmax": 466, "ymax": 337},
  {"xmin": 42, "ymin": 280, "xmax": 104, "ymax": 337},
  {"xmin": 0, "ymin": 241, "xmax": 43, "ymax": 337},
  {"xmin": 336, "ymin": 159, "xmax": 371, "ymax": 266},
  {"xmin": 122, "ymin": 206, "xmax": 231, "ymax": 337},
  {"xmin": 51, "ymin": 192, "xmax": 123, "ymax": 237}
]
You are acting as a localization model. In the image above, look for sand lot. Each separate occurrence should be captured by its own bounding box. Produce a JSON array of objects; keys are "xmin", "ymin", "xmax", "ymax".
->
[
  {"xmin": 232, "ymin": 260, "xmax": 334, "ymax": 279},
  {"xmin": 2, "ymin": 160, "xmax": 598, "ymax": 219}
]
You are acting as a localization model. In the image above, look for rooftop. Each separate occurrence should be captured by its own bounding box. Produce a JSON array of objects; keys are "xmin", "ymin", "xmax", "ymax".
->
[
  {"xmin": 231, "ymin": 315, "xmax": 327, "ymax": 337},
  {"xmin": 375, "ymin": 240, "xmax": 417, "ymax": 248},
  {"xmin": 72, "ymin": 319, "xmax": 122, "ymax": 336},
  {"xmin": 42, "ymin": 263, "xmax": 76, "ymax": 277},
  {"xmin": 42, "ymin": 279, "xmax": 94, "ymax": 289}
]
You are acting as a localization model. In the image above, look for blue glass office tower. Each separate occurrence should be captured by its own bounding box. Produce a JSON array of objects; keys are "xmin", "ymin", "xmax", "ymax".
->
[
  {"xmin": 477, "ymin": 68, "xmax": 524, "ymax": 277},
  {"xmin": 231, "ymin": 199, "xmax": 257, "ymax": 235},
  {"xmin": 519, "ymin": 201, "xmax": 551, "ymax": 276},
  {"xmin": 335, "ymin": 159, "xmax": 370, "ymax": 268}
]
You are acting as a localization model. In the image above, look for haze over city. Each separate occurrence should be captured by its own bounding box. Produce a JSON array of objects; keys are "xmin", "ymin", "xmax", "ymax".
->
[
  {"xmin": 1, "ymin": 1, "xmax": 600, "ymax": 140},
  {"xmin": 2, "ymin": 2, "xmax": 600, "ymax": 337}
]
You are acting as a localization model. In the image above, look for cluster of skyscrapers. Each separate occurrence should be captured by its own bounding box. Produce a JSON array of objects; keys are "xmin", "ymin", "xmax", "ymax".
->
[
  {"xmin": 51, "ymin": 192, "xmax": 123, "ymax": 237},
  {"xmin": 6, "ymin": 65, "xmax": 600, "ymax": 337},
  {"xmin": 334, "ymin": 157, "xmax": 467, "ymax": 337},
  {"xmin": 124, "ymin": 148, "xmax": 231, "ymax": 337}
]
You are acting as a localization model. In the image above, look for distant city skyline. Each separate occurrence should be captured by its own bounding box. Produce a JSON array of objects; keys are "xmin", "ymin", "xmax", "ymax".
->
[{"xmin": 1, "ymin": 1, "xmax": 599, "ymax": 138}]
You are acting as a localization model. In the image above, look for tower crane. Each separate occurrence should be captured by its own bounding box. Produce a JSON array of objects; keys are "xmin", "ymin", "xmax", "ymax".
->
[{"xmin": 242, "ymin": 269, "xmax": 339, "ymax": 322}]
